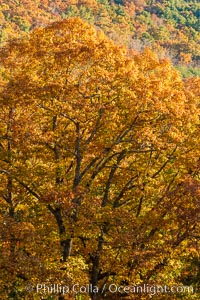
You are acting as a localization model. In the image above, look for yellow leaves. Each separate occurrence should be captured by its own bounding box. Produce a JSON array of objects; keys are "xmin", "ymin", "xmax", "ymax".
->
[
  {"xmin": 180, "ymin": 52, "xmax": 192, "ymax": 64},
  {"xmin": 0, "ymin": 17, "xmax": 200, "ymax": 299}
]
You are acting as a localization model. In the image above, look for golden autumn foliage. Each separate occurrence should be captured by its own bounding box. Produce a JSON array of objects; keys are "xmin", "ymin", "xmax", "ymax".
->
[
  {"xmin": 0, "ymin": 0, "xmax": 199, "ymax": 69},
  {"xmin": 0, "ymin": 18, "xmax": 199, "ymax": 300}
]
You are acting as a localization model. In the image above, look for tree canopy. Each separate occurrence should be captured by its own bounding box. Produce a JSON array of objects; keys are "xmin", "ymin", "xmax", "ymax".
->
[
  {"xmin": 0, "ymin": 0, "xmax": 200, "ymax": 71},
  {"xmin": 0, "ymin": 17, "xmax": 200, "ymax": 300}
]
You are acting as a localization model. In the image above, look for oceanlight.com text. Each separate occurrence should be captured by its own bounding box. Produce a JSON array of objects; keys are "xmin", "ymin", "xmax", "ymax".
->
[{"xmin": 25, "ymin": 283, "xmax": 195, "ymax": 296}]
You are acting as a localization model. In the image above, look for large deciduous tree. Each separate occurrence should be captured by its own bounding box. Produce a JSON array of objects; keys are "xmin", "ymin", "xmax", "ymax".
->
[{"xmin": 0, "ymin": 18, "xmax": 199, "ymax": 299}]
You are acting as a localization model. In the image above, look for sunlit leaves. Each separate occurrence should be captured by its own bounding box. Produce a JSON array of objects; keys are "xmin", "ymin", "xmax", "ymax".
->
[{"xmin": 0, "ymin": 18, "xmax": 199, "ymax": 299}]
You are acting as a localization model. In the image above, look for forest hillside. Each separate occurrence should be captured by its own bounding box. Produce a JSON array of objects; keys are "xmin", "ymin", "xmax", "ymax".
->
[
  {"xmin": 0, "ymin": 0, "xmax": 200, "ymax": 76},
  {"xmin": 0, "ymin": 2, "xmax": 200, "ymax": 300}
]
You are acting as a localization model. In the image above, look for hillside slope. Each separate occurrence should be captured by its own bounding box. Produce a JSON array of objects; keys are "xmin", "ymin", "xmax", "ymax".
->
[{"xmin": 0, "ymin": 0, "xmax": 199, "ymax": 73}]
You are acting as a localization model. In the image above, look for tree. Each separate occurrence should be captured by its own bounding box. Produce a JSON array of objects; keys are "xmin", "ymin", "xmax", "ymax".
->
[{"xmin": 0, "ymin": 18, "xmax": 199, "ymax": 300}]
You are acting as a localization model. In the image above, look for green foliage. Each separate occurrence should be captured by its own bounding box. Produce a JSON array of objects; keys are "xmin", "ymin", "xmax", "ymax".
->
[
  {"xmin": 136, "ymin": 11, "xmax": 153, "ymax": 26},
  {"xmin": 64, "ymin": 5, "xmax": 79, "ymax": 18},
  {"xmin": 115, "ymin": 5, "xmax": 126, "ymax": 16},
  {"xmin": 176, "ymin": 65, "xmax": 200, "ymax": 78},
  {"xmin": 13, "ymin": 16, "xmax": 31, "ymax": 32},
  {"xmin": 80, "ymin": 6, "xmax": 94, "ymax": 23},
  {"xmin": 150, "ymin": 26, "xmax": 170, "ymax": 41}
]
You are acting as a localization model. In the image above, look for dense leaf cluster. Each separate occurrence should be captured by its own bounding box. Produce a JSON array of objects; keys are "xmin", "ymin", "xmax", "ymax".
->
[
  {"xmin": 0, "ymin": 0, "xmax": 199, "ymax": 75},
  {"xmin": 0, "ymin": 18, "xmax": 199, "ymax": 300}
]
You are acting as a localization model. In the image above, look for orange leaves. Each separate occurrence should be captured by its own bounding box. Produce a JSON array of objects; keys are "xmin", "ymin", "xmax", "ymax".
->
[
  {"xmin": 0, "ymin": 18, "xmax": 200, "ymax": 299},
  {"xmin": 180, "ymin": 52, "xmax": 192, "ymax": 64}
]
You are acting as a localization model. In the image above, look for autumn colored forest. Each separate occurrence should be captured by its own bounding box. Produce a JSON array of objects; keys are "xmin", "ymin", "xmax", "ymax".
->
[{"xmin": 0, "ymin": 1, "xmax": 200, "ymax": 300}]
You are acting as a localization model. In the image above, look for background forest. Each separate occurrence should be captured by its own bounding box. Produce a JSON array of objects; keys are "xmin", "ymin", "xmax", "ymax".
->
[
  {"xmin": 0, "ymin": 0, "xmax": 200, "ymax": 76},
  {"xmin": 0, "ymin": 1, "xmax": 200, "ymax": 300}
]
